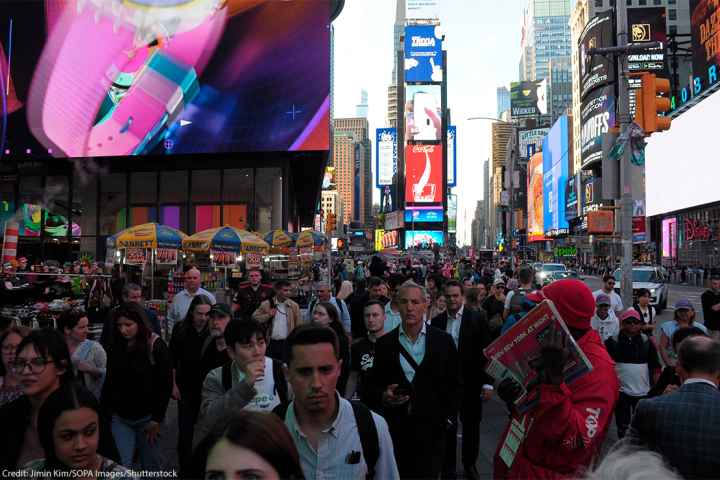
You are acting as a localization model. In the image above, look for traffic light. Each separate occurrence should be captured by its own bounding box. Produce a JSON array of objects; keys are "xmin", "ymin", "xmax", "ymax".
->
[{"xmin": 633, "ymin": 72, "xmax": 672, "ymax": 135}]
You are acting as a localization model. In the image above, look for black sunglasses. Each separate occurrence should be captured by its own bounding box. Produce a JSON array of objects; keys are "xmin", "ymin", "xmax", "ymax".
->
[{"xmin": 622, "ymin": 319, "xmax": 643, "ymax": 325}]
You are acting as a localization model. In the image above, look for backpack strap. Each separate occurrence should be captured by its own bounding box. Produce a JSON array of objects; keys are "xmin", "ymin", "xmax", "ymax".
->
[
  {"xmin": 272, "ymin": 401, "xmax": 288, "ymax": 420},
  {"xmin": 272, "ymin": 359, "xmax": 289, "ymax": 405},
  {"xmin": 221, "ymin": 362, "xmax": 232, "ymax": 392},
  {"xmin": 350, "ymin": 400, "xmax": 379, "ymax": 480},
  {"xmin": 148, "ymin": 333, "xmax": 160, "ymax": 366}
]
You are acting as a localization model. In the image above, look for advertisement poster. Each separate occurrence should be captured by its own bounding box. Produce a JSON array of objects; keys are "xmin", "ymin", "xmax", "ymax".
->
[
  {"xmin": 125, "ymin": 248, "xmax": 147, "ymax": 265},
  {"xmin": 527, "ymin": 153, "xmax": 546, "ymax": 242},
  {"xmin": 579, "ymin": 11, "xmax": 616, "ymax": 100},
  {"xmin": 633, "ymin": 216, "xmax": 647, "ymax": 243},
  {"xmin": 580, "ymin": 85, "xmax": 615, "ymax": 168},
  {"xmin": 382, "ymin": 230, "xmax": 399, "ymax": 249},
  {"xmin": 405, "ymin": 144, "xmax": 442, "ymax": 204},
  {"xmin": 211, "ymin": 250, "xmax": 236, "ymax": 266},
  {"xmin": 510, "ymin": 80, "xmax": 548, "ymax": 118},
  {"xmin": 405, "ymin": 208, "xmax": 444, "ymax": 223},
  {"xmin": 447, "ymin": 125, "xmax": 457, "ymax": 187},
  {"xmin": 376, "ymin": 128, "xmax": 397, "ymax": 187},
  {"xmin": 627, "ymin": 8, "xmax": 667, "ymax": 73},
  {"xmin": 588, "ymin": 210, "xmax": 615, "ymax": 234},
  {"xmin": 543, "ymin": 116, "xmax": 570, "ymax": 237},
  {"xmin": 565, "ymin": 175, "xmax": 579, "ymax": 221},
  {"xmin": 448, "ymin": 195, "xmax": 457, "ymax": 233},
  {"xmin": 245, "ymin": 252, "xmax": 263, "ymax": 270},
  {"xmin": 0, "ymin": 0, "xmax": 332, "ymax": 157},
  {"xmin": 662, "ymin": 217, "xmax": 677, "ymax": 259},
  {"xmin": 155, "ymin": 248, "xmax": 178, "ymax": 265},
  {"xmin": 405, "ymin": 85, "xmax": 442, "ymax": 142},
  {"xmin": 374, "ymin": 229, "xmax": 385, "ymax": 252},
  {"xmin": 518, "ymin": 128, "xmax": 549, "ymax": 160},
  {"xmin": 405, "ymin": 230, "xmax": 444, "ymax": 249},
  {"xmin": 690, "ymin": 0, "xmax": 720, "ymax": 90},
  {"xmin": 404, "ymin": 25, "xmax": 443, "ymax": 82},
  {"xmin": 406, "ymin": 0, "xmax": 440, "ymax": 20}
]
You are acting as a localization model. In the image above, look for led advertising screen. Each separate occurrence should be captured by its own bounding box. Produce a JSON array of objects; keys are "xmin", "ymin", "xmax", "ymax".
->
[
  {"xmin": 510, "ymin": 80, "xmax": 548, "ymax": 118},
  {"xmin": 690, "ymin": 0, "xmax": 720, "ymax": 90},
  {"xmin": 447, "ymin": 194, "xmax": 457, "ymax": 233},
  {"xmin": 404, "ymin": 25, "xmax": 443, "ymax": 83},
  {"xmin": 404, "ymin": 208, "xmax": 444, "ymax": 223},
  {"xmin": 405, "ymin": 144, "xmax": 442, "ymax": 205},
  {"xmin": 527, "ymin": 152, "xmax": 546, "ymax": 242},
  {"xmin": 565, "ymin": 174, "xmax": 579, "ymax": 221},
  {"xmin": 405, "ymin": 230, "xmax": 444, "ymax": 249},
  {"xmin": 543, "ymin": 116, "xmax": 570, "ymax": 237},
  {"xmin": 646, "ymin": 88, "xmax": 720, "ymax": 216},
  {"xmin": 376, "ymin": 128, "xmax": 397, "ymax": 187},
  {"xmin": 662, "ymin": 217, "xmax": 677, "ymax": 259},
  {"xmin": 627, "ymin": 8, "xmax": 667, "ymax": 73},
  {"xmin": 405, "ymin": 85, "xmax": 442, "ymax": 143},
  {"xmin": 579, "ymin": 11, "xmax": 615, "ymax": 100},
  {"xmin": 0, "ymin": 0, "xmax": 330, "ymax": 159},
  {"xmin": 580, "ymin": 85, "xmax": 615, "ymax": 168},
  {"xmin": 518, "ymin": 128, "xmax": 549, "ymax": 160},
  {"xmin": 447, "ymin": 125, "xmax": 457, "ymax": 187}
]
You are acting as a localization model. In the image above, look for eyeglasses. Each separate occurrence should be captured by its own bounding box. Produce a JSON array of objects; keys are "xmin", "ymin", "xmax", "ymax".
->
[
  {"xmin": 622, "ymin": 320, "xmax": 643, "ymax": 325},
  {"xmin": 12, "ymin": 357, "xmax": 51, "ymax": 374}
]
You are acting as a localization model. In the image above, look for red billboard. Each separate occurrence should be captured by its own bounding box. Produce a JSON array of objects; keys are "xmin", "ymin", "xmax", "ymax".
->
[{"xmin": 405, "ymin": 144, "xmax": 442, "ymax": 205}]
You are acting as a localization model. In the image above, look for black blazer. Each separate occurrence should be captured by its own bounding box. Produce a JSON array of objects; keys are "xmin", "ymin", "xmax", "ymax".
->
[
  {"xmin": 628, "ymin": 381, "xmax": 720, "ymax": 479},
  {"xmin": 369, "ymin": 325, "xmax": 459, "ymax": 426},
  {"xmin": 431, "ymin": 307, "xmax": 494, "ymax": 397}
]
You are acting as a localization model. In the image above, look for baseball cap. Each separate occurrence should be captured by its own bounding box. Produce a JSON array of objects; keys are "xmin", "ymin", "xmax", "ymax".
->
[
  {"xmin": 493, "ymin": 278, "xmax": 506, "ymax": 287},
  {"xmin": 674, "ymin": 299, "xmax": 693, "ymax": 311},
  {"xmin": 619, "ymin": 309, "xmax": 641, "ymax": 322},
  {"xmin": 595, "ymin": 294, "xmax": 611, "ymax": 306},
  {"xmin": 209, "ymin": 303, "xmax": 232, "ymax": 318}
]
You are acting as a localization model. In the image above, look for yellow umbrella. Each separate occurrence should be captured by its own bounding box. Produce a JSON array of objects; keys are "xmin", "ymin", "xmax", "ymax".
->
[
  {"xmin": 182, "ymin": 226, "xmax": 270, "ymax": 254},
  {"xmin": 108, "ymin": 223, "xmax": 187, "ymax": 249}
]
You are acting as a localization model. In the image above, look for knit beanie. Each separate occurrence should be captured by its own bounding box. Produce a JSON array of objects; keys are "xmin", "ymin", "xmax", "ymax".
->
[{"xmin": 541, "ymin": 279, "xmax": 596, "ymax": 330}]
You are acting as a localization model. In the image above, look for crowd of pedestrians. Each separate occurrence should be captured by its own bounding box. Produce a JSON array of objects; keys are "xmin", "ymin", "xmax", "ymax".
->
[{"xmin": 0, "ymin": 255, "xmax": 719, "ymax": 480}]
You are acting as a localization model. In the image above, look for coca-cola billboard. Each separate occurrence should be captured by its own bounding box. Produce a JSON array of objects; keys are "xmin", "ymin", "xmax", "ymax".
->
[{"xmin": 405, "ymin": 144, "xmax": 442, "ymax": 205}]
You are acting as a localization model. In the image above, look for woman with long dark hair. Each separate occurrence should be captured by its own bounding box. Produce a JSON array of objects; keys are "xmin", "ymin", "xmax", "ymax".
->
[
  {"xmin": 57, "ymin": 309, "xmax": 106, "ymax": 400},
  {"xmin": 23, "ymin": 383, "xmax": 133, "ymax": 478},
  {"xmin": 102, "ymin": 302, "xmax": 171, "ymax": 470},
  {"xmin": 0, "ymin": 328, "xmax": 78, "ymax": 469},
  {"xmin": 311, "ymin": 302, "xmax": 350, "ymax": 396},
  {"xmin": 191, "ymin": 410, "xmax": 304, "ymax": 479},
  {"xmin": 169, "ymin": 294, "xmax": 215, "ymax": 475}
]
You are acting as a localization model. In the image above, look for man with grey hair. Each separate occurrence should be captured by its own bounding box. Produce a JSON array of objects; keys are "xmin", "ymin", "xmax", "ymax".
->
[
  {"xmin": 100, "ymin": 283, "xmax": 161, "ymax": 348},
  {"xmin": 627, "ymin": 335, "xmax": 720, "ymax": 478},
  {"xmin": 369, "ymin": 280, "xmax": 459, "ymax": 478}
]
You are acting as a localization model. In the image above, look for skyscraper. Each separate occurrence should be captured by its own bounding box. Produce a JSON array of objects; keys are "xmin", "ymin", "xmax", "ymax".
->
[
  {"xmin": 519, "ymin": 0, "xmax": 572, "ymax": 83},
  {"xmin": 356, "ymin": 89, "xmax": 369, "ymax": 118},
  {"xmin": 497, "ymin": 87, "xmax": 511, "ymax": 119},
  {"xmin": 387, "ymin": 0, "xmax": 405, "ymax": 129},
  {"xmin": 333, "ymin": 118, "xmax": 373, "ymax": 226},
  {"xmin": 549, "ymin": 56, "xmax": 572, "ymax": 123}
]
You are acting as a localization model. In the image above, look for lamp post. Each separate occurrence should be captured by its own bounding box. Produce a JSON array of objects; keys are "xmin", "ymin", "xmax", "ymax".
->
[{"xmin": 467, "ymin": 116, "xmax": 518, "ymax": 267}]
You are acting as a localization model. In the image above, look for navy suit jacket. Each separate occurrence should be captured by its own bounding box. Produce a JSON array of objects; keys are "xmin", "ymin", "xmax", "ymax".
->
[{"xmin": 628, "ymin": 381, "xmax": 720, "ymax": 479}]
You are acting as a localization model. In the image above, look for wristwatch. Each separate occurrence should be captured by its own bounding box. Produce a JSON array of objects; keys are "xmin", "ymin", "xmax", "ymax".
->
[{"xmin": 27, "ymin": 0, "xmax": 228, "ymax": 157}]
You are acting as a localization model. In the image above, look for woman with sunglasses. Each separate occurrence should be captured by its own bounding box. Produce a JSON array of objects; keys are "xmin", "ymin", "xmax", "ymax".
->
[
  {"xmin": 0, "ymin": 329, "xmax": 77, "ymax": 469},
  {"xmin": 102, "ymin": 302, "xmax": 172, "ymax": 471},
  {"xmin": 23, "ymin": 383, "xmax": 134, "ymax": 479},
  {"xmin": 0, "ymin": 325, "xmax": 30, "ymax": 407},
  {"xmin": 604, "ymin": 309, "xmax": 662, "ymax": 439}
]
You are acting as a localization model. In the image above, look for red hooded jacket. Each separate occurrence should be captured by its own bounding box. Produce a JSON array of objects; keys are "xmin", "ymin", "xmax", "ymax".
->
[{"xmin": 494, "ymin": 329, "xmax": 619, "ymax": 479}]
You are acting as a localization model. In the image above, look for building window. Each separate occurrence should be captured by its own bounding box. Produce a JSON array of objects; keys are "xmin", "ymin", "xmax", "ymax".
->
[
  {"xmin": 595, "ymin": 0, "xmax": 603, "ymax": 6},
  {"xmin": 638, "ymin": 0, "xmax": 646, "ymax": 4},
  {"xmin": 99, "ymin": 174, "xmax": 127, "ymax": 235},
  {"xmin": 191, "ymin": 170, "xmax": 221, "ymax": 202},
  {"xmin": 669, "ymin": 25, "xmax": 677, "ymax": 35},
  {"xmin": 668, "ymin": 9, "xmax": 676, "ymax": 20},
  {"xmin": 160, "ymin": 171, "xmax": 187, "ymax": 203}
]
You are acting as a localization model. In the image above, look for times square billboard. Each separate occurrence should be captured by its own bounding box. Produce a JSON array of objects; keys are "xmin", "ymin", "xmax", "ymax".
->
[
  {"xmin": 542, "ymin": 116, "xmax": 570, "ymax": 237},
  {"xmin": 0, "ymin": 0, "xmax": 331, "ymax": 158},
  {"xmin": 404, "ymin": 25, "xmax": 444, "ymax": 83},
  {"xmin": 688, "ymin": 0, "xmax": 720, "ymax": 99}
]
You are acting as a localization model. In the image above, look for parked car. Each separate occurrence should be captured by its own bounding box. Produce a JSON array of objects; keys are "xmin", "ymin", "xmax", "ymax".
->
[
  {"xmin": 613, "ymin": 266, "xmax": 669, "ymax": 312},
  {"xmin": 535, "ymin": 263, "xmax": 568, "ymax": 287}
]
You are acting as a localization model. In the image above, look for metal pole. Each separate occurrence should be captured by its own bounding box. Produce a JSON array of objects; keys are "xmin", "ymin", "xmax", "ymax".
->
[
  {"xmin": 509, "ymin": 126, "xmax": 517, "ymax": 269},
  {"xmin": 616, "ymin": 3, "xmax": 634, "ymax": 307}
]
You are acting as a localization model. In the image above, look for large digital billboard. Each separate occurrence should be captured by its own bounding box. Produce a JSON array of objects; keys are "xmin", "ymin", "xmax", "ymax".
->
[
  {"xmin": 579, "ymin": 11, "xmax": 615, "ymax": 100},
  {"xmin": 447, "ymin": 125, "xmax": 457, "ymax": 187},
  {"xmin": 527, "ymin": 152, "xmax": 546, "ymax": 242},
  {"xmin": 627, "ymin": 8, "xmax": 667, "ymax": 73},
  {"xmin": 405, "ymin": 230, "xmax": 444, "ymax": 249},
  {"xmin": 376, "ymin": 128, "xmax": 397, "ymax": 187},
  {"xmin": 510, "ymin": 81, "xmax": 548, "ymax": 118},
  {"xmin": 404, "ymin": 208, "xmax": 444, "ymax": 223},
  {"xmin": 404, "ymin": 25, "xmax": 443, "ymax": 83},
  {"xmin": 405, "ymin": 85, "xmax": 442, "ymax": 143},
  {"xmin": 662, "ymin": 217, "xmax": 677, "ymax": 259},
  {"xmin": 405, "ymin": 144, "xmax": 442, "ymax": 205},
  {"xmin": 0, "ymin": 0, "xmax": 331, "ymax": 159},
  {"xmin": 447, "ymin": 194, "xmax": 457, "ymax": 233},
  {"xmin": 691, "ymin": 0, "xmax": 720, "ymax": 90},
  {"xmin": 542, "ymin": 116, "xmax": 569, "ymax": 237},
  {"xmin": 580, "ymin": 85, "xmax": 615, "ymax": 168}
]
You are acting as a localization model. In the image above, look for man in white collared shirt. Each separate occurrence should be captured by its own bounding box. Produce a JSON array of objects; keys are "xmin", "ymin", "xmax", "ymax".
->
[
  {"xmin": 281, "ymin": 324, "xmax": 399, "ymax": 479},
  {"xmin": 167, "ymin": 266, "xmax": 216, "ymax": 335}
]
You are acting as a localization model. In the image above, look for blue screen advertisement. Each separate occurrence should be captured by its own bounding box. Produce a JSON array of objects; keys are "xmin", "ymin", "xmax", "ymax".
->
[
  {"xmin": 447, "ymin": 125, "xmax": 457, "ymax": 187},
  {"xmin": 376, "ymin": 128, "xmax": 397, "ymax": 187},
  {"xmin": 404, "ymin": 25, "xmax": 443, "ymax": 82},
  {"xmin": 405, "ymin": 230, "xmax": 444, "ymax": 249},
  {"xmin": 543, "ymin": 115, "xmax": 570, "ymax": 236},
  {"xmin": 404, "ymin": 208, "xmax": 444, "ymax": 223}
]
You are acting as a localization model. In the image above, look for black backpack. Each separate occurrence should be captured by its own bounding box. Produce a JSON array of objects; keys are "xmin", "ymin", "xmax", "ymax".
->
[
  {"xmin": 220, "ymin": 359, "xmax": 289, "ymax": 405},
  {"xmin": 273, "ymin": 400, "xmax": 380, "ymax": 479}
]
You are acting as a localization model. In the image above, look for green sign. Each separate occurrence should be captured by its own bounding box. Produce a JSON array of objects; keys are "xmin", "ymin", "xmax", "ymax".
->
[{"xmin": 555, "ymin": 246, "xmax": 577, "ymax": 257}]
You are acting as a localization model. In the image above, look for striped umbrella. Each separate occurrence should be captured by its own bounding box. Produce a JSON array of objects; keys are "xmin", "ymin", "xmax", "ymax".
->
[
  {"xmin": 296, "ymin": 230, "xmax": 327, "ymax": 251},
  {"xmin": 263, "ymin": 229, "xmax": 296, "ymax": 253},
  {"xmin": 107, "ymin": 223, "xmax": 187, "ymax": 249},
  {"xmin": 182, "ymin": 226, "xmax": 270, "ymax": 254}
]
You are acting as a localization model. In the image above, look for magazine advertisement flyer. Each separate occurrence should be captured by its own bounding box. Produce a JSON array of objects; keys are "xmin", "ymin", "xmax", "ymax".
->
[{"xmin": 483, "ymin": 300, "xmax": 593, "ymax": 412}]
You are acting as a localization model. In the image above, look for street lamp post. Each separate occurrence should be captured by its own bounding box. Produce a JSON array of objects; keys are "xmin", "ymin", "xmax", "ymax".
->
[{"xmin": 467, "ymin": 116, "xmax": 518, "ymax": 267}]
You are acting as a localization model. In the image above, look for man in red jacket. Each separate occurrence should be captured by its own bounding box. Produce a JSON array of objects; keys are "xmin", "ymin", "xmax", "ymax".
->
[{"xmin": 494, "ymin": 279, "xmax": 619, "ymax": 479}]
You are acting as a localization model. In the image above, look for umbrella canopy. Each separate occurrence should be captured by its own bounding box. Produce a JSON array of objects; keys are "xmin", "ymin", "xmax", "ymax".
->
[
  {"xmin": 296, "ymin": 230, "xmax": 327, "ymax": 250},
  {"xmin": 107, "ymin": 223, "xmax": 187, "ymax": 250},
  {"xmin": 183, "ymin": 226, "xmax": 270, "ymax": 254},
  {"xmin": 263, "ymin": 230, "xmax": 296, "ymax": 252}
]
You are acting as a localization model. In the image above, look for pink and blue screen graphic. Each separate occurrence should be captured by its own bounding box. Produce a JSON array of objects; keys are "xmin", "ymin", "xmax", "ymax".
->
[{"xmin": 0, "ymin": 0, "xmax": 330, "ymax": 158}]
